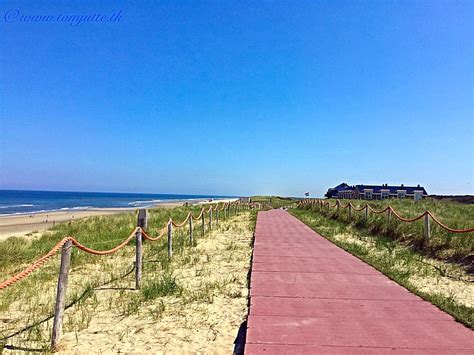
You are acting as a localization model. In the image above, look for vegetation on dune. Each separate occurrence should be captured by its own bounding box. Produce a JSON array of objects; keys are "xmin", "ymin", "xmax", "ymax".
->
[
  {"xmin": 0, "ymin": 205, "xmax": 204, "ymax": 274},
  {"xmin": 291, "ymin": 206, "xmax": 473, "ymax": 328},
  {"xmin": 306, "ymin": 198, "xmax": 474, "ymax": 266},
  {"xmin": 0, "ymin": 204, "xmax": 255, "ymax": 352},
  {"xmin": 251, "ymin": 196, "xmax": 299, "ymax": 209}
]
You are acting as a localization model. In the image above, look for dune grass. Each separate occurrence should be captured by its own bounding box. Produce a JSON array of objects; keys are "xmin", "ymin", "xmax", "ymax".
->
[
  {"xmin": 0, "ymin": 203, "xmax": 253, "ymax": 352},
  {"xmin": 251, "ymin": 196, "xmax": 298, "ymax": 209},
  {"xmin": 307, "ymin": 198, "xmax": 474, "ymax": 266}
]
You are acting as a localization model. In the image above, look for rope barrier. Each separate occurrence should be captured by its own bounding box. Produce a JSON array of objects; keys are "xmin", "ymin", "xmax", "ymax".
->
[
  {"xmin": 427, "ymin": 211, "xmax": 474, "ymax": 233},
  {"xmin": 350, "ymin": 203, "xmax": 366, "ymax": 212},
  {"xmin": 367, "ymin": 205, "xmax": 391, "ymax": 214},
  {"xmin": 171, "ymin": 212, "xmax": 191, "ymax": 227},
  {"xmin": 389, "ymin": 209, "xmax": 426, "ymax": 223},
  {"xmin": 300, "ymin": 199, "xmax": 473, "ymax": 233},
  {"xmin": 72, "ymin": 228, "xmax": 139, "ymax": 255},
  {"xmin": 192, "ymin": 208, "xmax": 205, "ymax": 220},
  {"xmin": 0, "ymin": 237, "xmax": 70, "ymax": 290},
  {"xmin": 0, "ymin": 201, "xmax": 256, "ymax": 291},
  {"xmin": 142, "ymin": 227, "xmax": 167, "ymax": 241}
]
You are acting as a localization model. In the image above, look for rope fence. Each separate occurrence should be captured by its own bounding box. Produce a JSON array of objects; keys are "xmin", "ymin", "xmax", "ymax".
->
[
  {"xmin": 299, "ymin": 199, "xmax": 474, "ymax": 237},
  {"xmin": 0, "ymin": 200, "xmax": 262, "ymax": 350}
]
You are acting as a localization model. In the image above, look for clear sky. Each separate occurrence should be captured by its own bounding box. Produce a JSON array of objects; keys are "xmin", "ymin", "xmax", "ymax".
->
[{"xmin": 0, "ymin": 1, "xmax": 472, "ymax": 197}]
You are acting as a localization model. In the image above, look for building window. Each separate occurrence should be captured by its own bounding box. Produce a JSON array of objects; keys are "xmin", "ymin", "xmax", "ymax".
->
[
  {"xmin": 414, "ymin": 191, "xmax": 423, "ymax": 201},
  {"xmin": 364, "ymin": 190, "xmax": 373, "ymax": 199},
  {"xmin": 397, "ymin": 190, "xmax": 406, "ymax": 199},
  {"xmin": 381, "ymin": 191, "xmax": 389, "ymax": 199}
]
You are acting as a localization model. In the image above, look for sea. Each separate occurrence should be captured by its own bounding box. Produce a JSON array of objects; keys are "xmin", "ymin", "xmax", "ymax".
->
[{"xmin": 0, "ymin": 190, "xmax": 235, "ymax": 216}]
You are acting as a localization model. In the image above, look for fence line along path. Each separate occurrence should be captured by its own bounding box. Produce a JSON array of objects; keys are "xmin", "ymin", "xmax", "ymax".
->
[
  {"xmin": 0, "ymin": 200, "xmax": 261, "ymax": 351},
  {"xmin": 245, "ymin": 209, "xmax": 474, "ymax": 354}
]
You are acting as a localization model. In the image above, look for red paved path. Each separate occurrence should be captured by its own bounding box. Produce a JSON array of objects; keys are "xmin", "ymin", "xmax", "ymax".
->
[{"xmin": 245, "ymin": 209, "xmax": 473, "ymax": 354}]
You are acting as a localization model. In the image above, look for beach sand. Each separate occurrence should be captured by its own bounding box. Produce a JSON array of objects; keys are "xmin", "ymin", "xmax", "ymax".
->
[
  {"xmin": 0, "ymin": 210, "xmax": 129, "ymax": 241},
  {"xmin": 0, "ymin": 199, "xmax": 238, "ymax": 241}
]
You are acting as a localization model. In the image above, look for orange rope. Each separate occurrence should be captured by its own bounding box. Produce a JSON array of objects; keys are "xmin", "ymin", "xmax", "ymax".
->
[
  {"xmin": 427, "ymin": 211, "xmax": 474, "ymax": 233},
  {"xmin": 192, "ymin": 208, "xmax": 205, "ymax": 220},
  {"xmin": 72, "ymin": 228, "xmax": 139, "ymax": 255},
  {"xmin": 0, "ymin": 237, "xmax": 71, "ymax": 290},
  {"xmin": 303, "ymin": 200, "xmax": 473, "ymax": 232},
  {"xmin": 389, "ymin": 209, "xmax": 426, "ymax": 223},
  {"xmin": 1, "ymin": 202, "xmax": 257, "ymax": 291},
  {"xmin": 171, "ymin": 212, "xmax": 191, "ymax": 227},
  {"xmin": 367, "ymin": 205, "xmax": 391, "ymax": 214},
  {"xmin": 142, "ymin": 227, "xmax": 167, "ymax": 241},
  {"xmin": 350, "ymin": 203, "xmax": 366, "ymax": 212}
]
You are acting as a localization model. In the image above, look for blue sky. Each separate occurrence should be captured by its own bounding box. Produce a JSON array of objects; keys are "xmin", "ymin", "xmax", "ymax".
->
[{"xmin": 0, "ymin": 1, "xmax": 472, "ymax": 197}]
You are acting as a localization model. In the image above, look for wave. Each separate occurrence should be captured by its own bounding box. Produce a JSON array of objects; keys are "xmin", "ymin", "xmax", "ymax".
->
[
  {"xmin": 127, "ymin": 199, "xmax": 162, "ymax": 206},
  {"xmin": 0, "ymin": 204, "xmax": 34, "ymax": 209},
  {"xmin": 0, "ymin": 206, "xmax": 95, "ymax": 217},
  {"xmin": 59, "ymin": 206, "xmax": 95, "ymax": 211},
  {"xmin": 0, "ymin": 209, "xmax": 52, "ymax": 216}
]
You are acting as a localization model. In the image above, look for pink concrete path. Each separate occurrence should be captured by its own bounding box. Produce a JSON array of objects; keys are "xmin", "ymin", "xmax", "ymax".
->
[{"xmin": 245, "ymin": 209, "xmax": 473, "ymax": 354}]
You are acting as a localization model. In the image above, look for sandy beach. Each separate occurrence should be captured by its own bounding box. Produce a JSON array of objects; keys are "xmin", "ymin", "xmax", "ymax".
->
[{"xmin": 0, "ymin": 198, "xmax": 238, "ymax": 241}]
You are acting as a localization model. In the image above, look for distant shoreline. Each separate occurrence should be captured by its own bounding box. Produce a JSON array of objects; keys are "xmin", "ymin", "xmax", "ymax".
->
[
  {"xmin": 0, "ymin": 198, "xmax": 238, "ymax": 241},
  {"xmin": 0, "ymin": 190, "xmax": 238, "ymax": 215}
]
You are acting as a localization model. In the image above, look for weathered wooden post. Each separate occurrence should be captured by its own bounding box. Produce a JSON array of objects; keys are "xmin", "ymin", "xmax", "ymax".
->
[
  {"xmin": 135, "ymin": 209, "xmax": 147, "ymax": 290},
  {"xmin": 336, "ymin": 200, "xmax": 340, "ymax": 215},
  {"xmin": 365, "ymin": 205, "xmax": 369, "ymax": 221},
  {"xmin": 51, "ymin": 239, "xmax": 73, "ymax": 350},
  {"xmin": 348, "ymin": 203, "xmax": 352, "ymax": 218},
  {"xmin": 424, "ymin": 212, "xmax": 431, "ymax": 240},
  {"xmin": 201, "ymin": 211, "xmax": 205, "ymax": 236},
  {"xmin": 387, "ymin": 208, "xmax": 392, "ymax": 224},
  {"xmin": 224, "ymin": 204, "xmax": 227, "ymax": 220},
  {"xmin": 167, "ymin": 219, "xmax": 173, "ymax": 257},
  {"xmin": 135, "ymin": 228, "xmax": 143, "ymax": 289},
  {"xmin": 138, "ymin": 209, "xmax": 148, "ymax": 230},
  {"xmin": 209, "ymin": 208, "xmax": 213, "ymax": 230},
  {"xmin": 216, "ymin": 207, "xmax": 219, "ymax": 226},
  {"xmin": 189, "ymin": 214, "xmax": 193, "ymax": 245}
]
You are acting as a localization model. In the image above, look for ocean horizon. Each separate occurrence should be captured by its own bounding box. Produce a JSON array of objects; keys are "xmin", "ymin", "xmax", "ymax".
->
[{"xmin": 0, "ymin": 190, "xmax": 237, "ymax": 216}]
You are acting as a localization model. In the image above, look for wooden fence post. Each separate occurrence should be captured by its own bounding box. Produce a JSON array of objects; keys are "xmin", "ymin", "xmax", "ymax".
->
[
  {"xmin": 387, "ymin": 208, "xmax": 392, "ymax": 224},
  {"xmin": 216, "ymin": 207, "xmax": 219, "ymax": 226},
  {"xmin": 167, "ymin": 220, "xmax": 173, "ymax": 258},
  {"xmin": 424, "ymin": 213, "xmax": 431, "ymax": 240},
  {"xmin": 189, "ymin": 215, "xmax": 193, "ymax": 245},
  {"xmin": 135, "ymin": 228, "xmax": 143, "ymax": 289},
  {"xmin": 135, "ymin": 209, "xmax": 147, "ymax": 290},
  {"xmin": 51, "ymin": 239, "xmax": 72, "ymax": 350},
  {"xmin": 365, "ymin": 205, "xmax": 369, "ymax": 220},
  {"xmin": 209, "ymin": 208, "xmax": 213, "ymax": 230},
  {"xmin": 201, "ymin": 211, "xmax": 205, "ymax": 236},
  {"xmin": 336, "ymin": 200, "xmax": 340, "ymax": 214},
  {"xmin": 138, "ymin": 209, "xmax": 148, "ymax": 230},
  {"xmin": 348, "ymin": 204, "xmax": 352, "ymax": 218},
  {"xmin": 224, "ymin": 204, "xmax": 227, "ymax": 220}
]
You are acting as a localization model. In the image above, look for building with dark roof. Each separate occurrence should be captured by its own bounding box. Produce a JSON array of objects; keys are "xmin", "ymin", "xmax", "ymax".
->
[{"xmin": 325, "ymin": 183, "xmax": 428, "ymax": 201}]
